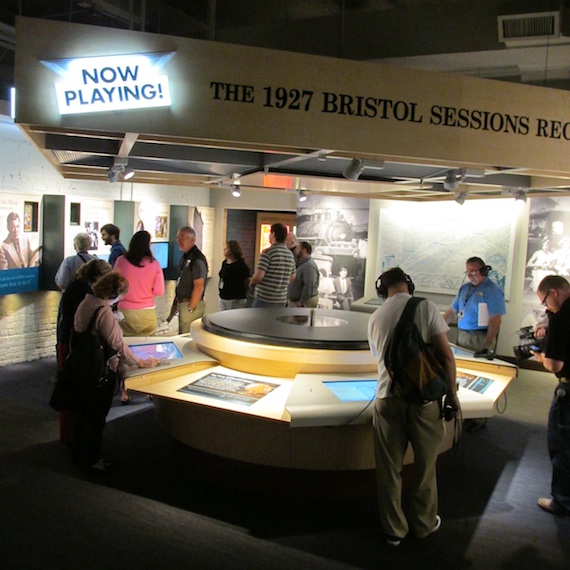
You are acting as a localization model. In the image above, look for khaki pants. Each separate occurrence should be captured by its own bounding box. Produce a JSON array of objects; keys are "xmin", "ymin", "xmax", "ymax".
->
[
  {"xmin": 178, "ymin": 300, "xmax": 205, "ymax": 334},
  {"xmin": 373, "ymin": 397, "xmax": 444, "ymax": 539},
  {"xmin": 119, "ymin": 308, "xmax": 157, "ymax": 336},
  {"xmin": 457, "ymin": 329, "xmax": 494, "ymax": 352}
]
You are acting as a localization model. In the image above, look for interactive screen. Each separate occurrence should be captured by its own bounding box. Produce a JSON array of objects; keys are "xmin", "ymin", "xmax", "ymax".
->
[
  {"xmin": 451, "ymin": 346, "xmax": 474, "ymax": 358},
  {"xmin": 130, "ymin": 341, "xmax": 183, "ymax": 360},
  {"xmin": 150, "ymin": 242, "xmax": 169, "ymax": 269},
  {"xmin": 322, "ymin": 380, "xmax": 377, "ymax": 402}
]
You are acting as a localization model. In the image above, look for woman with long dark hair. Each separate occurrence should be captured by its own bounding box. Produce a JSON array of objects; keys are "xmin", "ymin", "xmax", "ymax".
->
[
  {"xmin": 114, "ymin": 231, "xmax": 165, "ymax": 403},
  {"xmin": 218, "ymin": 240, "xmax": 250, "ymax": 310},
  {"xmin": 114, "ymin": 230, "xmax": 165, "ymax": 336}
]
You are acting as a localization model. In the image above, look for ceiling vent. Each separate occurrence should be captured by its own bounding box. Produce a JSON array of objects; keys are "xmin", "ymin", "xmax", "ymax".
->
[{"xmin": 498, "ymin": 11, "xmax": 561, "ymax": 46}]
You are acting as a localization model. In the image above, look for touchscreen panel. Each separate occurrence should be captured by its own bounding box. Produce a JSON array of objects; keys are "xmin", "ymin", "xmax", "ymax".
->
[
  {"xmin": 322, "ymin": 380, "xmax": 377, "ymax": 402},
  {"xmin": 130, "ymin": 342, "xmax": 183, "ymax": 360}
]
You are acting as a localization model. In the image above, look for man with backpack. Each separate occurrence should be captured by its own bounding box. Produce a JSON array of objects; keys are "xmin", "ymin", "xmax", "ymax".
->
[{"xmin": 367, "ymin": 267, "xmax": 458, "ymax": 547}]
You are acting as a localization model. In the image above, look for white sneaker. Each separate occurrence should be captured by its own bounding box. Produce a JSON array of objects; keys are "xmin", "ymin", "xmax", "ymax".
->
[{"xmin": 385, "ymin": 535, "xmax": 402, "ymax": 547}]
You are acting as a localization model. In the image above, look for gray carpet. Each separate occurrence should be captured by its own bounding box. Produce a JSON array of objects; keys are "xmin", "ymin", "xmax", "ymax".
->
[{"xmin": 0, "ymin": 358, "xmax": 569, "ymax": 569}]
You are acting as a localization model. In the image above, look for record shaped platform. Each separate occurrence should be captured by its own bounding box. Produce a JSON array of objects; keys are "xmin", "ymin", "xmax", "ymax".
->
[
  {"xmin": 201, "ymin": 308, "xmax": 371, "ymax": 350},
  {"xmin": 194, "ymin": 308, "xmax": 376, "ymax": 377}
]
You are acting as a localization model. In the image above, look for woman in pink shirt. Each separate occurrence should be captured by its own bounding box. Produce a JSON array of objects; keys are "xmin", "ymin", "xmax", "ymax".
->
[
  {"xmin": 114, "ymin": 231, "xmax": 165, "ymax": 337},
  {"xmin": 114, "ymin": 231, "xmax": 165, "ymax": 403}
]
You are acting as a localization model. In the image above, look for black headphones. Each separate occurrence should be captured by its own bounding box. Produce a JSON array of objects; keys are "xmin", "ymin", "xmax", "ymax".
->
[
  {"xmin": 375, "ymin": 268, "xmax": 415, "ymax": 299},
  {"xmin": 468, "ymin": 256, "xmax": 492, "ymax": 276}
]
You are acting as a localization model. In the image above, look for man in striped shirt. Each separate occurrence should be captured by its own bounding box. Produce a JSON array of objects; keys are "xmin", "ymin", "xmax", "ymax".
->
[{"xmin": 250, "ymin": 223, "xmax": 296, "ymax": 307}]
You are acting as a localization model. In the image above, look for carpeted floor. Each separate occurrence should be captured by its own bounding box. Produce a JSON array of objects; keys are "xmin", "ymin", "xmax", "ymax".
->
[{"xmin": 0, "ymin": 357, "xmax": 569, "ymax": 569}]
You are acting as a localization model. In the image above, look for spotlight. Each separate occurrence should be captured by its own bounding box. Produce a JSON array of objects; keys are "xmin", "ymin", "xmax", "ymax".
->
[
  {"xmin": 107, "ymin": 157, "xmax": 135, "ymax": 183},
  {"xmin": 343, "ymin": 158, "xmax": 364, "ymax": 180},
  {"xmin": 514, "ymin": 189, "xmax": 527, "ymax": 203},
  {"xmin": 443, "ymin": 170, "xmax": 460, "ymax": 191},
  {"xmin": 454, "ymin": 192, "xmax": 468, "ymax": 205},
  {"xmin": 298, "ymin": 190, "xmax": 307, "ymax": 202},
  {"xmin": 123, "ymin": 166, "xmax": 135, "ymax": 180},
  {"xmin": 231, "ymin": 184, "xmax": 241, "ymax": 198}
]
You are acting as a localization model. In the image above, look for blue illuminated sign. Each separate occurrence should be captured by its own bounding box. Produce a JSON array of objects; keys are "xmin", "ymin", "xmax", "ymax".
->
[{"xmin": 41, "ymin": 52, "xmax": 174, "ymax": 115}]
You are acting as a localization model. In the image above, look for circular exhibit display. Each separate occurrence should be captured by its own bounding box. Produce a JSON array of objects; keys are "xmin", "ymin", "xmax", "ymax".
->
[
  {"xmin": 147, "ymin": 308, "xmax": 457, "ymax": 471},
  {"xmin": 192, "ymin": 308, "xmax": 377, "ymax": 377}
]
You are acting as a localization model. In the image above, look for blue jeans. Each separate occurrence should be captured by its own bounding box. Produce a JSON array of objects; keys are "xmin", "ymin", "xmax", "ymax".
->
[{"xmin": 547, "ymin": 383, "xmax": 570, "ymax": 512}]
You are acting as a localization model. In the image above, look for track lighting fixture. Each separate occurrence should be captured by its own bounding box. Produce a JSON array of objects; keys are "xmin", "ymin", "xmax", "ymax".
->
[
  {"xmin": 502, "ymin": 187, "xmax": 528, "ymax": 203},
  {"xmin": 342, "ymin": 158, "xmax": 364, "ymax": 180},
  {"xmin": 298, "ymin": 190, "xmax": 307, "ymax": 202},
  {"xmin": 107, "ymin": 157, "xmax": 135, "ymax": 183},
  {"xmin": 231, "ymin": 184, "xmax": 241, "ymax": 198},
  {"xmin": 107, "ymin": 167, "xmax": 120, "ymax": 183},
  {"xmin": 454, "ymin": 192, "xmax": 468, "ymax": 205},
  {"xmin": 123, "ymin": 166, "xmax": 135, "ymax": 180},
  {"xmin": 443, "ymin": 169, "xmax": 462, "ymax": 191}
]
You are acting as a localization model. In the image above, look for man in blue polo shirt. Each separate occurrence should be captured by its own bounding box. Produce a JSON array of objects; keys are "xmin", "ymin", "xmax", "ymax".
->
[{"xmin": 444, "ymin": 256, "xmax": 506, "ymax": 352}]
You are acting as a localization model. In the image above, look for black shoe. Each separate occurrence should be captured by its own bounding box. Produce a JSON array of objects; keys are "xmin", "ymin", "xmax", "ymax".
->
[{"xmin": 465, "ymin": 418, "xmax": 487, "ymax": 432}]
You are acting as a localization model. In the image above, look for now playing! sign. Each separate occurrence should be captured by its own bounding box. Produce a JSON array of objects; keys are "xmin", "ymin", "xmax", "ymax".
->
[{"xmin": 41, "ymin": 52, "xmax": 174, "ymax": 115}]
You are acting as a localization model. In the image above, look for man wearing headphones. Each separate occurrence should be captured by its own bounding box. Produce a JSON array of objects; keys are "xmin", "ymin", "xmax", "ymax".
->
[
  {"xmin": 368, "ymin": 267, "xmax": 457, "ymax": 546},
  {"xmin": 444, "ymin": 256, "xmax": 506, "ymax": 352}
]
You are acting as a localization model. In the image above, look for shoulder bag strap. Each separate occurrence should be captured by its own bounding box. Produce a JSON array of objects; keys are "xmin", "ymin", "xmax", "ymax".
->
[{"xmin": 86, "ymin": 305, "xmax": 105, "ymax": 334}]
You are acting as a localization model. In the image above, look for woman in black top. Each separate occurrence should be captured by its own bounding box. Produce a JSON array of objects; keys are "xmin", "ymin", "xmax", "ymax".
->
[{"xmin": 218, "ymin": 240, "xmax": 250, "ymax": 310}]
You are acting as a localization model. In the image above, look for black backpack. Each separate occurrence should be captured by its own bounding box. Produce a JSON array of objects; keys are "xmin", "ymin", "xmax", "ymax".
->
[
  {"xmin": 66, "ymin": 305, "xmax": 116, "ymax": 386},
  {"xmin": 384, "ymin": 297, "xmax": 450, "ymax": 403},
  {"xmin": 50, "ymin": 306, "xmax": 115, "ymax": 411}
]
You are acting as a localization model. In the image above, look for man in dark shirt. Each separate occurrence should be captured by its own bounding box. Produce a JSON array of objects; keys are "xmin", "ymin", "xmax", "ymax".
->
[
  {"xmin": 532, "ymin": 275, "xmax": 570, "ymax": 515},
  {"xmin": 175, "ymin": 226, "xmax": 208, "ymax": 333},
  {"xmin": 100, "ymin": 223, "xmax": 126, "ymax": 267},
  {"xmin": 287, "ymin": 241, "xmax": 319, "ymax": 308}
]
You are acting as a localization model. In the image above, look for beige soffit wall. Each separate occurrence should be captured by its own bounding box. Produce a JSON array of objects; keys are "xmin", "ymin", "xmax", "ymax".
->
[{"xmin": 13, "ymin": 16, "xmax": 570, "ymax": 199}]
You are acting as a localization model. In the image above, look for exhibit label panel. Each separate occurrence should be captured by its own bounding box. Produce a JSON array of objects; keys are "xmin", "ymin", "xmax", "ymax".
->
[
  {"xmin": 0, "ymin": 192, "xmax": 41, "ymax": 295},
  {"xmin": 62, "ymin": 197, "xmax": 114, "ymax": 260}
]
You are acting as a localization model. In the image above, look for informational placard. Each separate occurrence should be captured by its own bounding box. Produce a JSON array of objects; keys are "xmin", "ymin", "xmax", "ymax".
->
[
  {"xmin": 179, "ymin": 371, "xmax": 280, "ymax": 406},
  {"xmin": 254, "ymin": 212, "xmax": 297, "ymax": 266},
  {"xmin": 135, "ymin": 200, "xmax": 170, "ymax": 240},
  {"xmin": 457, "ymin": 372, "xmax": 494, "ymax": 394},
  {"xmin": 0, "ymin": 192, "xmax": 41, "ymax": 295},
  {"xmin": 377, "ymin": 200, "xmax": 516, "ymax": 298},
  {"xmin": 62, "ymin": 196, "xmax": 114, "ymax": 259},
  {"xmin": 189, "ymin": 206, "xmax": 214, "ymax": 277}
]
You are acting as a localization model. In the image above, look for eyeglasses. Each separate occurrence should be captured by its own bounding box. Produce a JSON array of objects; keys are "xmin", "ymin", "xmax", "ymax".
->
[
  {"xmin": 464, "ymin": 269, "xmax": 480, "ymax": 276},
  {"xmin": 541, "ymin": 290, "xmax": 551, "ymax": 306}
]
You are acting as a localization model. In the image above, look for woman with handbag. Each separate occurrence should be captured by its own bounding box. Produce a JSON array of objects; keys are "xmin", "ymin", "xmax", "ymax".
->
[
  {"xmin": 54, "ymin": 258, "xmax": 112, "ymax": 444},
  {"xmin": 72, "ymin": 271, "xmax": 158, "ymax": 473}
]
